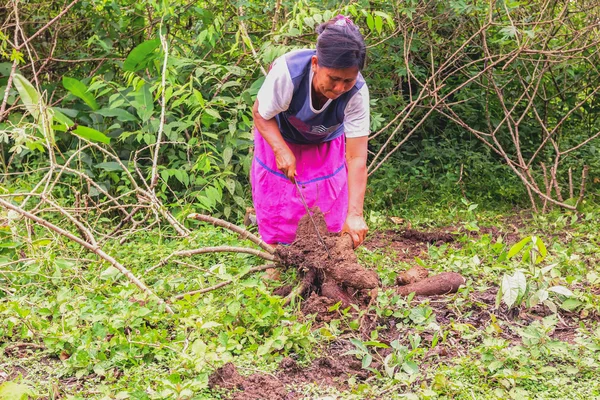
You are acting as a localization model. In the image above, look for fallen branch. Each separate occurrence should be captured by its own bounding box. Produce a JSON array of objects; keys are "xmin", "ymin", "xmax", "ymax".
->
[
  {"xmin": 0, "ymin": 198, "xmax": 174, "ymax": 314},
  {"xmin": 148, "ymin": 246, "xmax": 277, "ymax": 272},
  {"xmin": 172, "ymin": 263, "xmax": 277, "ymax": 299},
  {"xmin": 187, "ymin": 213, "xmax": 275, "ymax": 254}
]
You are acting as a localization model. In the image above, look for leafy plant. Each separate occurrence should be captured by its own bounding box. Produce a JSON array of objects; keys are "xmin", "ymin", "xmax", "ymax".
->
[{"xmin": 497, "ymin": 236, "xmax": 577, "ymax": 311}]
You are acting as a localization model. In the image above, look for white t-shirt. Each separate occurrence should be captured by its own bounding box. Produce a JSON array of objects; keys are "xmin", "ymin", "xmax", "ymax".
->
[{"xmin": 256, "ymin": 53, "xmax": 370, "ymax": 139}]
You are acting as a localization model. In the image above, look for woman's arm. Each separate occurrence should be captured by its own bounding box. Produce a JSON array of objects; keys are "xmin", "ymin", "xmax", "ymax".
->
[
  {"xmin": 252, "ymin": 99, "xmax": 297, "ymax": 181},
  {"xmin": 342, "ymin": 136, "xmax": 369, "ymax": 247}
]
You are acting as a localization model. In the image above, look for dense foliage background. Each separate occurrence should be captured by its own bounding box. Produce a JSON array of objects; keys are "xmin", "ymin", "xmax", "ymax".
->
[{"xmin": 2, "ymin": 0, "xmax": 599, "ymax": 221}]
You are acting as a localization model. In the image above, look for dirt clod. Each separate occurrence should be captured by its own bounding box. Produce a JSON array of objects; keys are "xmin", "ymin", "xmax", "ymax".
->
[
  {"xmin": 301, "ymin": 293, "xmax": 338, "ymax": 322},
  {"xmin": 273, "ymin": 285, "xmax": 293, "ymax": 297},
  {"xmin": 396, "ymin": 265, "xmax": 429, "ymax": 286},
  {"xmin": 320, "ymin": 280, "xmax": 355, "ymax": 308},
  {"xmin": 402, "ymin": 229, "xmax": 454, "ymax": 244}
]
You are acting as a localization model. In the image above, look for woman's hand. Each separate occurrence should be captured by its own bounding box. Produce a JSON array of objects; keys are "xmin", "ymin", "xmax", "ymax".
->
[
  {"xmin": 253, "ymin": 99, "xmax": 297, "ymax": 182},
  {"xmin": 344, "ymin": 136, "xmax": 369, "ymax": 248},
  {"xmin": 274, "ymin": 145, "xmax": 297, "ymax": 182},
  {"xmin": 342, "ymin": 214, "xmax": 368, "ymax": 248}
]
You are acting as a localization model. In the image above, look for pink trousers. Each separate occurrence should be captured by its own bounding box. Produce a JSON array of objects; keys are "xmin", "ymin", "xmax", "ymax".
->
[{"xmin": 250, "ymin": 129, "xmax": 348, "ymax": 244}]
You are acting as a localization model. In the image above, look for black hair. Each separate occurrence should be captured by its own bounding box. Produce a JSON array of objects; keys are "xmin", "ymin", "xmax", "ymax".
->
[{"xmin": 315, "ymin": 16, "xmax": 366, "ymax": 70}]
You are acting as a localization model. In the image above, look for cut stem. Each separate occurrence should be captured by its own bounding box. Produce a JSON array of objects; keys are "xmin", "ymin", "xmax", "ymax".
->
[{"xmin": 187, "ymin": 213, "xmax": 275, "ymax": 254}]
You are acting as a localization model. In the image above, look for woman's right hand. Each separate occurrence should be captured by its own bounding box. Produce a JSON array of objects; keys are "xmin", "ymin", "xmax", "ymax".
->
[{"xmin": 274, "ymin": 145, "xmax": 297, "ymax": 182}]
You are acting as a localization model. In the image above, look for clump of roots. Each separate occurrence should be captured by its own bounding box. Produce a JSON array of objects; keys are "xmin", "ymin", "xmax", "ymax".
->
[
  {"xmin": 276, "ymin": 208, "xmax": 379, "ymax": 307},
  {"xmin": 175, "ymin": 210, "xmax": 464, "ymax": 308}
]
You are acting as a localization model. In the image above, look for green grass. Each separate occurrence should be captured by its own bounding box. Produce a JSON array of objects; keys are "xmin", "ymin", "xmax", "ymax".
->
[{"xmin": 1, "ymin": 201, "xmax": 600, "ymax": 399}]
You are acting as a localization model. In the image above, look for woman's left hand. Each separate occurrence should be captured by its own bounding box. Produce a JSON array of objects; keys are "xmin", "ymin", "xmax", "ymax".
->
[{"xmin": 342, "ymin": 214, "xmax": 368, "ymax": 248}]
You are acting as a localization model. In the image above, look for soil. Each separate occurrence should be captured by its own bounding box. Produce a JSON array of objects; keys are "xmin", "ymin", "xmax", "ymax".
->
[
  {"xmin": 402, "ymin": 228, "xmax": 455, "ymax": 244},
  {"xmin": 209, "ymin": 356, "xmax": 367, "ymax": 400},
  {"xmin": 363, "ymin": 227, "xmax": 457, "ymax": 263}
]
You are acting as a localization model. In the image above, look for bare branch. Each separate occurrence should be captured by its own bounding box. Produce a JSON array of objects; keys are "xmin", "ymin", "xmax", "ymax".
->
[
  {"xmin": 0, "ymin": 197, "xmax": 174, "ymax": 314},
  {"xmin": 16, "ymin": 0, "xmax": 80, "ymax": 50},
  {"xmin": 149, "ymin": 246, "xmax": 277, "ymax": 272},
  {"xmin": 188, "ymin": 213, "xmax": 275, "ymax": 254},
  {"xmin": 150, "ymin": 22, "xmax": 169, "ymax": 191}
]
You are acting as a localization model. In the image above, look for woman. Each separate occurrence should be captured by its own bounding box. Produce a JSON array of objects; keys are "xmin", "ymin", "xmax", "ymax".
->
[{"xmin": 251, "ymin": 15, "xmax": 369, "ymax": 247}]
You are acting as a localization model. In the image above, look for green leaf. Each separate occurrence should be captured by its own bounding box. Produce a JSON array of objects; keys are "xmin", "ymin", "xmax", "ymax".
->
[
  {"xmin": 500, "ymin": 25, "xmax": 518, "ymax": 39},
  {"xmin": 93, "ymin": 363, "xmax": 106, "ymax": 376},
  {"xmin": 224, "ymin": 178, "xmax": 236, "ymax": 195},
  {"xmin": 100, "ymin": 266, "xmax": 120, "ymax": 280},
  {"xmin": 350, "ymin": 338, "xmax": 368, "ymax": 353},
  {"xmin": 560, "ymin": 298, "xmax": 582, "ymax": 311},
  {"xmin": 62, "ymin": 77, "xmax": 99, "ymax": 110},
  {"xmin": 529, "ymin": 289, "xmax": 548, "ymax": 308},
  {"xmin": 366, "ymin": 14, "xmax": 375, "ymax": 31},
  {"xmin": 361, "ymin": 353, "xmax": 372, "ymax": 369},
  {"xmin": 54, "ymin": 258, "xmax": 75, "ymax": 269},
  {"xmin": 257, "ymin": 342, "xmax": 271, "ymax": 356},
  {"xmin": 222, "ymin": 146, "xmax": 233, "ymax": 166},
  {"xmin": 193, "ymin": 89, "xmax": 205, "ymax": 107},
  {"xmin": 200, "ymin": 321, "xmax": 221, "ymax": 330},
  {"xmin": 95, "ymin": 108, "xmax": 137, "ymax": 122},
  {"xmin": 544, "ymin": 299, "xmax": 558, "ymax": 313},
  {"xmin": 534, "ymin": 236, "xmax": 547, "ymax": 261},
  {"xmin": 205, "ymin": 108, "xmax": 221, "ymax": 119},
  {"xmin": 228, "ymin": 301, "xmax": 241, "ymax": 315},
  {"xmin": 72, "ymin": 126, "xmax": 110, "ymax": 144},
  {"xmin": 0, "ymin": 62, "xmax": 13, "ymax": 76},
  {"xmin": 374, "ymin": 15, "xmax": 383, "ymax": 34},
  {"xmin": 548, "ymin": 286, "xmax": 573, "ymax": 297},
  {"xmin": 0, "ymin": 381, "xmax": 34, "ymax": 400},
  {"xmin": 402, "ymin": 360, "xmax": 419, "ymax": 375},
  {"xmin": 12, "ymin": 73, "xmax": 41, "ymax": 119},
  {"xmin": 507, "ymin": 236, "xmax": 532, "ymax": 258},
  {"xmin": 51, "ymin": 108, "xmax": 74, "ymax": 127},
  {"xmin": 94, "ymin": 162, "xmax": 124, "ymax": 171},
  {"xmin": 501, "ymin": 271, "xmax": 526, "ymax": 308},
  {"xmin": 363, "ymin": 341, "xmax": 389, "ymax": 348},
  {"xmin": 132, "ymin": 84, "xmax": 154, "ymax": 122},
  {"xmin": 303, "ymin": 17, "xmax": 315, "ymax": 28},
  {"xmin": 123, "ymin": 39, "xmax": 161, "ymax": 72}
]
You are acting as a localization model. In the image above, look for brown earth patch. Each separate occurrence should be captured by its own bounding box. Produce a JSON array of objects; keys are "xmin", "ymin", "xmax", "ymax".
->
[
  {"xmin": 363, "ymin": 229, "xmax": 448, "ymax": 262},
  {"xmin": 209, "ymin": 355, "xmax": 367, "ymax": 400},
  {"xmin": 212, "ymin": 284, "xmax": 597, "ymax": 399},
  {"xmin": 363, "ymin": 224, "xmax": 527, "ymax": 262}
]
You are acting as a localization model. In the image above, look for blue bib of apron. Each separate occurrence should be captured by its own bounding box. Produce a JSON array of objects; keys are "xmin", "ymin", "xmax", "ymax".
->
[{"xmin": 275, "ymin": 49, "xmax": 365, "ymax": 145}]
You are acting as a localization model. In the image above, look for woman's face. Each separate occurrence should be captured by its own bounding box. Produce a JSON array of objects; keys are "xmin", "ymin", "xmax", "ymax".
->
[{"xmin": 311, "ymin": 56, "xmax": 359, "ymax": 100}]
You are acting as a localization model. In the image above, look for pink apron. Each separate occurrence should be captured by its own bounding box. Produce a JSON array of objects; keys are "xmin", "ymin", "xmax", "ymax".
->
[{"xmin": 250, "ymin": 129, "xmax": 348, "ymax": 244}]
